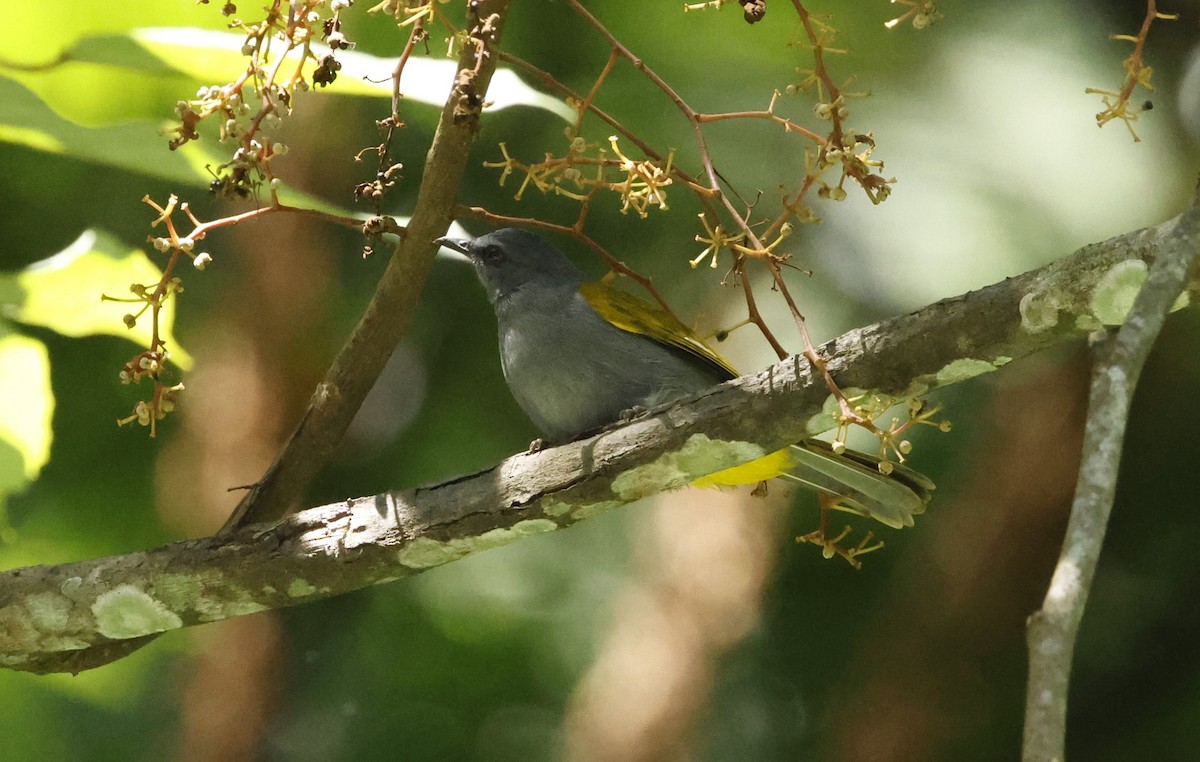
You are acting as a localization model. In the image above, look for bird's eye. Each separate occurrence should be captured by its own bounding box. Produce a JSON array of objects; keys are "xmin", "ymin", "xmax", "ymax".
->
[{"xmin": 479, "ymin": 244, "xmax": 504, "ymax": 264}]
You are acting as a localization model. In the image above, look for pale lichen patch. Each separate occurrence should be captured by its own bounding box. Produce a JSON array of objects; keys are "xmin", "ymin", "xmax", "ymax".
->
[
  {"xmin": 193, "ymin": 596, "xmax": 228, "ymax": 622},
  {"xmin": 40, "ymin": 635, "xmax": 92, "ymax": 652},
  {"xmin": 287, "ymin": 579, "xmax": 318, "ymax": 598},
  {"xmin": 1091, "ymin": 259, "xmax": 1147, "ymax": 326},
  {"xmin": 223, "ymin": 600, "xmax": 269, "ymax": 617},
  {"xmin": 935, "ymin": 358, "xmax": 999, "ymax": 385},
  {"xmin": 1019, "ymin": 290, "xmax": 1063, "ymax": 333},
  {"xmin": 59, "ymin": 576, "xmax": 85, "ymax": 601},
  {"xmin": 148, "ymin": 573, "xmax": 265, "ymax": 623},
  {"xmin": 541, "ymin": 500, "xmax": 572, "ymax": 518},
  {"xmin": 25, "ymin": 592, "xmax": 89, "ymax": 652},
  {"xmin": 92, "ymin": 585, "xmax": 182, "ymax": 639},
  {"xmin": 167, "ymin": 598, "xmax": 266, "ymax": 625},
  {"xmin": 396, "ymin": 520, "xmax": 558, "ymax": 570},
  {"xmin": 153, "ymin": 573, "xmax": 203, "ymax": 611},
  {"xmin": 571, "ymin": 500, "xmax": 623, "ymax": 521},
  {"xmin": 27, "ymin": 592, "xmax": 71, "ymax": 634},
  {"xmin": 611, "ymin": 434, "xmax": 767, "ymax": 501},
  {"xmin": 397, "ymin": 537, "xmax": 468, "ymax": 569},
  {"xmin": 480, "ymin": 520, "xmax": 554, "ymax": 544}
]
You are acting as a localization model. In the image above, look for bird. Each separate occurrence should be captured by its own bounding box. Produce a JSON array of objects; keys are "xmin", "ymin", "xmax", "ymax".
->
[{"xmin": 435, "ymin": 227, "xmax": 934, "ymax": 530}]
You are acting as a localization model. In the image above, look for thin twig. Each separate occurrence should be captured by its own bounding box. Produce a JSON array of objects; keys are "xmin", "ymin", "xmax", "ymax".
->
[
  {"xmin": 696, "ymin": 109, "xmax": 826, "ymax": 143},
  {"xmin": 495, "ymin": 50, "xmax": 721, "ymax": 220}
]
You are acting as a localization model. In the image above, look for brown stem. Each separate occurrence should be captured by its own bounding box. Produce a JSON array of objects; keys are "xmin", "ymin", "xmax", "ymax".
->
[
  {"xmin": 736, "ymin": 261, "xmax": 787, "ymax": 358},
  {"xmin": 696, "ymin": 109, "xmax": 826, "ymax": 143}
]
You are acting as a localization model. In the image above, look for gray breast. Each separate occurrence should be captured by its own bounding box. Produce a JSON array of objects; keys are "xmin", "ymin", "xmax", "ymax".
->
[{"xmin": 496, "ymin": 289, "xmax": 725, "ymax": 441}]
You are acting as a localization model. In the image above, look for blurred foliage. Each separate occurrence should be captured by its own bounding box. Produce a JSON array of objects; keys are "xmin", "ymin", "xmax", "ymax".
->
[
  {"xmin": 0, "ymin": 230, "xmax": 189, "ymax": 535},
  {"xmin": 1, "ymin": 0, "xmax": 1199, "ymax": 760}
]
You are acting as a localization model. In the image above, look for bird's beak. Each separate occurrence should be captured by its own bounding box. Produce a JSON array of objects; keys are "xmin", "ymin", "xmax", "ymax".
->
[{"xmin": 434, "ymin": 236, "xmax": 472, "ymax": 256}]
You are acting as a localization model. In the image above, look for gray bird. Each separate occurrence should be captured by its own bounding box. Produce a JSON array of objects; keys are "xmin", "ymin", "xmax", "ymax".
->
[{"xmin": 436, "ymin": 228, "xmax": 934, "ymax": 528}]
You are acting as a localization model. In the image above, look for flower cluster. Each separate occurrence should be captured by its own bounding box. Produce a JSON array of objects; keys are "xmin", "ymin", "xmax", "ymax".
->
[
  {"xmin": 884, "ymin": 0, "xmax": 942, "ymax": 31},
  {"xmin": 809, "ymin": 128, "xmax": 894, "ymax": 205},
  {"xmin": 826, "ymin": 392, "xmax": 951, "ymax": 474},
  {"xmin": 170, "ymin": 0, "xmax": 355, "ymax": 197},
  {"xmin": 485, "ymin": 135, "xmax": 674, "ymax": 219},
  {"xmin": 1085, "ymin": 4, "xmax": 1177, "ymax": 142}
]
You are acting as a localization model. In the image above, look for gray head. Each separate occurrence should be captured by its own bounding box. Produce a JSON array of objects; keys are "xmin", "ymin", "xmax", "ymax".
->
[{"xmin": 435, "ymin": 228, "xmax": 586, "ymax": 305}]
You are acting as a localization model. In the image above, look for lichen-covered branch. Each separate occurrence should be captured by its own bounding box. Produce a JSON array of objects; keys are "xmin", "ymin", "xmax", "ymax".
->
[
  {"xmin": 3, "ymin": 197, "xmax": 1196, "ymax": 675},
  {"xmin": 1022, "ymin": 188, "xmax": 1200, "ymax": 762}
]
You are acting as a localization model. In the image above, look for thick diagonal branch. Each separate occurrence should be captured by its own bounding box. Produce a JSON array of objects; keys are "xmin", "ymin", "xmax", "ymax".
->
[
  {"xmin": 219, "ymin": 0, "xmax": 512, "ymax": 532},
  {"xmin": 3, "ymin": 197, "xmax": 1197, "ymax": 675}
]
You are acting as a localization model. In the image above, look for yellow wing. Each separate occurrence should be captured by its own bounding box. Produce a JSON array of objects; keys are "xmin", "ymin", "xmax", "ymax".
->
[
  {"xmin": 579, "ymin": 283, "xmax": 934, "ymax": 528},
  {"xmin": 578, "ymin": 281, "xmax": 739, "ymax": 380}
]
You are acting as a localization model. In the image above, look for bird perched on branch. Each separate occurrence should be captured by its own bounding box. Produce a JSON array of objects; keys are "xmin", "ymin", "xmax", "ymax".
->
[{"xmin": 436, "ymin": 227, "xmax": 933, "ymax": 533}]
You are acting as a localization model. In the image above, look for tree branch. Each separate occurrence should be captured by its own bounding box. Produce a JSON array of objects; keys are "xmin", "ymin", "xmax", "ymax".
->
[
  {"xmin": 1022, "ymin": 187, "xmax": 1200, "ymax": 761},
  {"xmin": 4, "ymin": 195, "xmax": 1197, "ymax": 675}
]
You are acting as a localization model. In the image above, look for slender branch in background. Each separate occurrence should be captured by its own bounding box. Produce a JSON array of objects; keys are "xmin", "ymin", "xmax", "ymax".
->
[
  {"xmin": 1022, "ymin": 187, "xmax": 1200, "ymax": 762},
  {"xmin": 494, "ymin": 48, "xmax": 724, "ymax": 232}
]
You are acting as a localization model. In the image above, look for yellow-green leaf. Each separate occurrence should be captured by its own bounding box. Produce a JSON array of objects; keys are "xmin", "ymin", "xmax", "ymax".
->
[
  {"xmin": 1, "ymin": 229, "xmax": 193, "ymax": 370},
  {"xmin": 127, "ymin": 27, "xmax": 574, "ymax": 120},
  {"xmin": 0, "ymin": 326, "xmax": 53, "ymax": 486}
]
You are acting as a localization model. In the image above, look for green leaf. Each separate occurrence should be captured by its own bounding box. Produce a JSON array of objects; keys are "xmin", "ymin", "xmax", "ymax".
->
[
  {"xmin": 0, "ymin": 75, "xmax": 381, "ymax": 220},
  {"xmin": 0, "ymin": 75, "xmax": 224, "ymax": 186},
  {"xmin": 0, "ymin": 229, "xmax": 193, "ymax": 370},
  {"xmin": 0, "ymin": 24, "xmax": 570, "ymax": 198},
  {"xmin": 126, "ymin": 27, "xmax": 575, "ymax": 121},
  {"xmin": 0, "ymin": 326, "xmax": 53, "ymax": 524},
  {"xmin": 1, "ymin": 25, "xmax": 572, "ymax": 132}
]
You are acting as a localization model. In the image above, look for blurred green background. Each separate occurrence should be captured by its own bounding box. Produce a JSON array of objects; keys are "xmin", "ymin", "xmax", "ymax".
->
[{"xmin": 2, "ymin": 0, "xmax": 1199, "ymax": 759}]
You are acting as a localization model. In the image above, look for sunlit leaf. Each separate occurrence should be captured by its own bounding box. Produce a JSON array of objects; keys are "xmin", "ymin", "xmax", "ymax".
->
[
  {"xmin": 0, "ymin": 75, "xmax": 224, "ymax": 186},
  {"xmin": 0, "ymin": 327, "xmax": 53, "ymax": 524},
  {"xmin": 0, "ymin": 229, "xmax": 194, "ymax": 370},
  {"xmin": 0, "ymin": 22, "xmax": 571, "ymax": 195},
  {"xmin": 4, "ymin": 25, "xmax": 572, "ymax": 131},
  {"xmin": 128, "ymin": 27, "xmax": 575, "ymax": 121},
  {"xmin": 0, "ymin": 0, "xmax": 223, "ymax": 129},
  {"xmin": 5, "ymin": 0, "xmax": 220, "ymax": 63}
]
